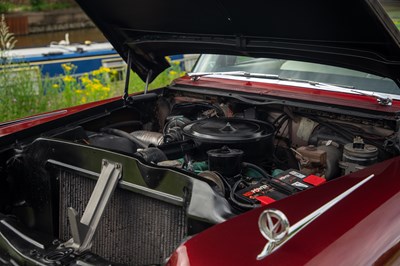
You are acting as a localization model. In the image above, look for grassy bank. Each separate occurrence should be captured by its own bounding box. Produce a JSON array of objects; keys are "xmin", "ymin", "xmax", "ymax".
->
[
  {"xmin": 0, "ymin": 14, "xmax": 185, "ymax": 123},
  {"xmin": 0, "ymin": 62, "xmax": 184, "ymax": 123}
]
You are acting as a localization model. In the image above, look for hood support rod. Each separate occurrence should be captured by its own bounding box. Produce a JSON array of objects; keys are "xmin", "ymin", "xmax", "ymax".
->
[
  {"xmin": 144, "ymin": 69, "xmax": 153, "ymax": 94},
  {"xmin": 123, "ymin": 49, "xmax": 153, "ymax": 102},
  {"xmin": 123, "ymin": 49, "xmax": 132, "ymax": 104}
]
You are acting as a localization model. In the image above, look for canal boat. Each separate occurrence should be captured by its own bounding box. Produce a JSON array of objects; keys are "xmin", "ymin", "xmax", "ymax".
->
[{"xmin": 4, "ymin": 36, "xmax": 124, "ymax": 77}]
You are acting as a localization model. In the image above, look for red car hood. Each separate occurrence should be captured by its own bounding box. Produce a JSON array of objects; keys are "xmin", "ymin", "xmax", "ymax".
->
[
  {"xmin": 168, "ymin": 157, "xmax": 400, "ymax": 265},
  {"xmin": 173, "ymin": 76, "xmax": 400, "ymax": 113}
]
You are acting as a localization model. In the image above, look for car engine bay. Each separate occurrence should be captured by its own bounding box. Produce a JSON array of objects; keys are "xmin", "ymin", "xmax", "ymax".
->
[
  {"xmin": 0, "ymin": 87, "xmax": 399, "ymax": 265},
  {"xmin": 85, "ymin": 90, "xmax": 398, "ymax": 210}
]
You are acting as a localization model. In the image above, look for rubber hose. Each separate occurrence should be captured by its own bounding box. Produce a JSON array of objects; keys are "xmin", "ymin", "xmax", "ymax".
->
[
  {"xmin": 101, "ymin": 128, "xmax": 148, "ymax": 148},
  {"xmin": 242, "ymin": 162, "xmax": 272, "ymax": 180}
]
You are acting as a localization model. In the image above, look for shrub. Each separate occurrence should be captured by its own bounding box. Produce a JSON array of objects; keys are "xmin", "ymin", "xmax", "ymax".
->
[
  {"xmin": 0, "ymin": 13, "xmax": 185, "ymax": 123},
  {"xmin": 0, "ymin": 3, "xmax": 11, "ymax": 14},
  {"xmin": 30, "ymin": 0, "xmax": 45, "ymax": 11}
]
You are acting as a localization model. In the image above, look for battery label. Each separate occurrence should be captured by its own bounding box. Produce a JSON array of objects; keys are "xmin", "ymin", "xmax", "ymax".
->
[
  {"xmin": 272, "ymin": 169, "xmax": 313, "ymax": 193},
  {"xmin": 242, "ymin": 184, "xmax": 273, "ymax": 198},
  {"xmin": 292, "ymin": 181, "xmax": 309, "ymax": 189},
  {"xmin": 289, "ymin": 170, "xmax": 306, "ymax": 179},
  {"xmin": 237, "ymin": 181, "xmax": 287, "ymax": 204}
]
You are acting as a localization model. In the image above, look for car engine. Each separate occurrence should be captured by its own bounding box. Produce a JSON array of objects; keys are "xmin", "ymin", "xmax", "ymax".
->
[
  {"xmin": 86, "ymin": 93, "xmax": 394, "ymax": 211},
  {"xmin": 0, "ymin": 89, "xmax": 398, "ymax": 265}
]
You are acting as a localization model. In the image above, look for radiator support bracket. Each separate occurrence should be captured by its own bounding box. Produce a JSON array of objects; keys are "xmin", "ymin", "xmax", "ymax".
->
[{"xmin": 63, "ymin": 159, "xmax": 122, "ymax": 253}]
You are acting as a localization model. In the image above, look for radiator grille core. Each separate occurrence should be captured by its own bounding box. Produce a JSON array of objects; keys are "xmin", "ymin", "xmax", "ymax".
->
[{"xmin": 58, "ymin": 170, "xmax": 187, "ymax": 265}]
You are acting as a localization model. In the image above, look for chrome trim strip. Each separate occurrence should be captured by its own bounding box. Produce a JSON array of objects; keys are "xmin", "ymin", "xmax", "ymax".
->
[
  {"xmin": 257, "ymin": 174, "xmax": 375, "ymax": 260},
  {"xmin": 28, "ymin": 54, "xmax": 120, "ymax": 66},
  {"xmin": 0, "ymin": 230, "xmax": 46, "ymax": 266},
  {"xmin": 0, "ymin": 220, "xmax": 45, "ymax": 249},
  {"xmin": 47, "ymin": 159, "xmax": 184, "ymax": 205}
]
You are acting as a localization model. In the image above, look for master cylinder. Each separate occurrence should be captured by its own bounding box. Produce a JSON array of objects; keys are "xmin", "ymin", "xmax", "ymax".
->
[
  {"xmin": 294, "ymin": 145, "xmax": 327, "ymax": 177},
  {"xmin": 294, "ymin": 140, "xmax": 341, "ymax": 180}
]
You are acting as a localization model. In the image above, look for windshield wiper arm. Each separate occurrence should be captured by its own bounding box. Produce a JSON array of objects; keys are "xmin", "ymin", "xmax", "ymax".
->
[
  {"xmin": 275, "ymin": 77, "xmax": 355, "ymax": 90},
  {"xmin": 351, "ymin": 89, "xmax": 392, "ymax": 106},
  {"xmin": 188, "ymin": 72, "xmax": 352, "ymax": 90},
  {"xmin": 188, "ymin": 71, "xmax": 279, "ymax": 81}
]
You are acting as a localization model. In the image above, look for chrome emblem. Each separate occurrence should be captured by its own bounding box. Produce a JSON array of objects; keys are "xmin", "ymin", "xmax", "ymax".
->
[
  {"xmin": 258, "ymin": 209, "xmax": 289, "ymax": 243},
  {"xmin": 256, "ymin": 174, "xmax": 375, "ymax": 260},
  {"xmin": 257, "ymin": 209, "xmax": 289, "ymax": 260}
]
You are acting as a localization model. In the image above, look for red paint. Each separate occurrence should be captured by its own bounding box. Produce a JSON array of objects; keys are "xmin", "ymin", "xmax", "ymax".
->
[
  {"xmin": 174, "ymin": 76, "xmax": 400, "ymax": 113},
  {"xmin": 4, "ymin": 75, "xmax": 395, "ymax": 137},
  {"xmin": 0, "ymin": 96, "xmax": 122, "ymax": 137},
  {"xmin": 167, "ymin": 157, "xmax": 400, "ymax": 265},
  {"xmin": 255, "ymin": 196, "xmax": 276, "ymax": 206},
  {"xmin": 304, "ymin": 175, "xmax": 326, "ymax": 186}
]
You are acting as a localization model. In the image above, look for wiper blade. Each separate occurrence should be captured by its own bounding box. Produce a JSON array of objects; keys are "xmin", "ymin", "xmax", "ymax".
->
[
  {"xmin": 188, "ymin": 71, "xmax": 279, "ymax": 81},
  {"xmin": 276, "ymin": 77, "xmax": 355, "ymax": 90},
  {"xmin": 351, "ymin": 89, "xmax": 392, "ymax": 106},
  {"xmin": 188, "ymin": 72, "xmax": 351, "ymax": 90}
]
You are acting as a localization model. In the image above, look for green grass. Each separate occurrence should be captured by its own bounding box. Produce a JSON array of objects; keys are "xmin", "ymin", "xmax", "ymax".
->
[
  {"xmin": 0, "ymin": 62, "xmax": 184, "ymax": 123},
  {"xmin": 0, "ymin": 15, "xmax": 185, "ymax": 123},
  {"xmin": 128, "ymin": 60, "xmax": 184, "ymax": 92}
]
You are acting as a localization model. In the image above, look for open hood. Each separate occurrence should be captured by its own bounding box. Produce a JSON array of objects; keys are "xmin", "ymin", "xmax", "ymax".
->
[{"xmin": 75, "ymin": 0, "xmax": 400, "ymax": 84}]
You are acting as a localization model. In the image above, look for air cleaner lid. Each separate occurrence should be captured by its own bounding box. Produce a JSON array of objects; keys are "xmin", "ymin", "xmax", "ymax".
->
[{"xmin": 183, "ymin": 118, "xmax": 274, "ymax": 143}]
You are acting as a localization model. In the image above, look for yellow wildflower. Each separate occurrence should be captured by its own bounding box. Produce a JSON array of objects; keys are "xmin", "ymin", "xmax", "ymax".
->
[
  {"xmin": 52, "ymin": 84, "xmax": 59, "ymax": 89},
  {"xmin": 76, "ymin": 89, "xmax": 83, "ymax": 94},
  {"xmin": 81, "ymin": 76, "xmax": 91, "ymax": 85},
  {"xmin": 91, "ymin": 83, "xmax": 102, "ymax": 91},
  {"xmin": 100, "ymin": 67, "xmax": 111, "ymax": 73},
  {"xmin": 63, "ymin": 75, "xmax": 75, "ymax": 82},
  {"xmin": 80, "ymin": 97, "xmax": 87, "ymax": 104},
  {"xmin": 102, "ymin": 87, "xmax": 111, "ymax": 92},
  {"xmin": 92, "ymin": 70, "xmax": 101, "ymax": 76},
  {"xmin": 61, "ymin": 63, "xmax": 74, "ymax": 72},
  {"xmin": 174, "ymin": 61, "xmax": 181, "ymax": 65},
  {"xmin": 169, "ymin": 70, "xmax": 177, "ymax": 76},
  {"xmin": 165, "ymin": 56, "xmax": 171, "ymax": 62}
]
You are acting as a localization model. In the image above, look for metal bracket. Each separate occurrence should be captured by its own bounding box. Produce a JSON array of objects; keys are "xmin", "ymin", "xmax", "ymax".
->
[{"xmin": 64, "ymin": 159, "xmax": 122, "ymax": 253}]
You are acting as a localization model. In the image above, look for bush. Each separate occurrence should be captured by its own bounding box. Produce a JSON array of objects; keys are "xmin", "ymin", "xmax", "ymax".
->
[
  {"xmin": 0, "ymin": 13, "xmax": 186, "ymax": 122},
  {"xmin": 30, "ymin": 0, "xmax": 45, "ymax": 11},
  {"xmin": 0, "ymin": 62, "xmax": 185, "ymax": 123},
  {"xmin": 0, "ymin": 3, "xmax": 11, "ymax": 13}
]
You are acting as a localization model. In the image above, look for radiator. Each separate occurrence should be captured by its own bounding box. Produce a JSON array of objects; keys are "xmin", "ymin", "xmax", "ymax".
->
[{"xmin": 58, "ymin": 170, "xmax": 187, "ymax": 265}]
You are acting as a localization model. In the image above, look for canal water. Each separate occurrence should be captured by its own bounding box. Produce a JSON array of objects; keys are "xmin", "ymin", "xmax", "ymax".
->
[{"xmin": 14, "ymin": 27, "xmax": 108, "ymax": 48}]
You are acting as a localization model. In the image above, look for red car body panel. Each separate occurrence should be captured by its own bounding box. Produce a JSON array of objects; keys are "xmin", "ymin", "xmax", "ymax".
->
[
  {"xmin": 1, "ymin": 78, "xmax": 399, "ymax": 138},
  {"xmin": 167, "ymin": 157, "xmax": 400, "ymax": 266},
  {"xmin": 0, "ymin": 96, "xmax": 121, "ymax": 137},
  {"xmin": 1, "ymin": 77, "xmax": 399, "ymax": 265},
  {"xmin": 174, "ymin": 76, "xmax": 400, "ymax": 113}
]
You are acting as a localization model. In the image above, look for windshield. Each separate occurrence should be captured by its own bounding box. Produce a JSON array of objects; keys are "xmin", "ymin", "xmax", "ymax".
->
[{"xmin": 192, "ymin": 54, "xmax": 400, "ymax": 95}]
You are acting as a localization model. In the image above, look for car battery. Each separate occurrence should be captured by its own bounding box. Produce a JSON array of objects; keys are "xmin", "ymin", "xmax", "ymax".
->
[
  {"xmin": 236, "ymin": 180, "xmax": 288, "ymax": 206},
  {"xmin": 271, "ymin": 169, "xmax": 326, "ymax": 194}
]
